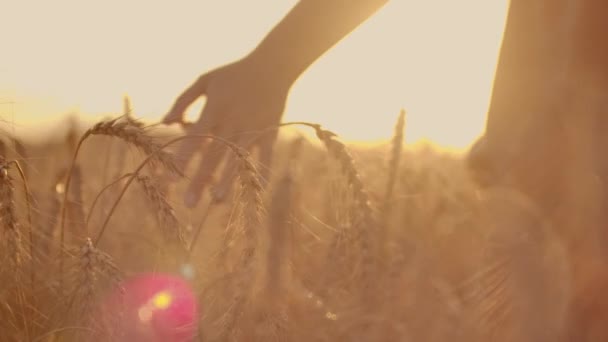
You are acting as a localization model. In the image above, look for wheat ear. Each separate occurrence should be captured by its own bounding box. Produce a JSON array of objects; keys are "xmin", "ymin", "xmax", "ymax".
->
[
  {"xmin": 58, "ymin": 116, "xmax": 183, "ymax": 284},
  {"xmin": 281, "ymin": 122, "xmax": 377, "ymax": 292},
  {"xmin": 93, "ymin": 134, "xmax": 250, "ymax": 246},
  {"xmin": 136, "ymin": 174, "xmax": 187, "ymax": 252},
  {"xmin": 382, "ymin": 109, "xmax": 406, "ymax": 215}
]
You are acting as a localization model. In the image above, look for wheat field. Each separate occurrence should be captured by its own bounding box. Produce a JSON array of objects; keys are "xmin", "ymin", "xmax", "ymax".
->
[{"xmin": 0, "ymin": 109, "xmax": 605, "ymax": 341}]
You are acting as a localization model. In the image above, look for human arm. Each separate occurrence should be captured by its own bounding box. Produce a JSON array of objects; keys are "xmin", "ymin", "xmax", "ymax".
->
[
  {"xmin": 164, "ymin": 0, "xmax": 389, "ymax": 207},
  {"xmin": 245, "ymin": 0, "xmax": 390, "ymax": 87}
]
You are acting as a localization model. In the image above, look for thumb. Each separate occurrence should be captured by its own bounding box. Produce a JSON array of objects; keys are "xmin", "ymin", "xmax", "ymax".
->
[{"xmin": 163, "ymin": 73, "xmax": 211, "ymax": 125}]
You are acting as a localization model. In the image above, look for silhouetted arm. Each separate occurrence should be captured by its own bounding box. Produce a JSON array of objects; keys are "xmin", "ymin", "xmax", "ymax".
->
[
  {"xmin": 164, "ymin": 0, "xmax": 388, "ymax": 207},
  {"xmin": 248, "ymin": 0, "xmax": 389, "ymax": 87}
]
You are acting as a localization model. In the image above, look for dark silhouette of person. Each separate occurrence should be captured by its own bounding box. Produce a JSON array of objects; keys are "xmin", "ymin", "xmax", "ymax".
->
[{"xmin": 163, "ymin": 0, "xmax": 608, "ymax": 218}]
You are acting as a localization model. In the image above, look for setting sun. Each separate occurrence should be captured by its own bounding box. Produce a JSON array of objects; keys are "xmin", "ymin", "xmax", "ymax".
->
[{"xmin": 1, "ymin": 0, "xmax": 508, "ymax": 148}]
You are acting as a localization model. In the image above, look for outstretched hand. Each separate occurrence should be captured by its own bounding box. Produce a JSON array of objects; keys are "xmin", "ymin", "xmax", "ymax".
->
[{"xmin": 163, "ymin": 57, "xmax": 290, "ymax": 208}]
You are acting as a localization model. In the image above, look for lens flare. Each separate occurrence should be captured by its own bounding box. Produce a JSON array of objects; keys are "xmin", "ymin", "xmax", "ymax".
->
[
  {"xmin": 180, "ymin": 263, "xmax": 195, "ymax": 280},
  {"xmin": 98, "ymin": 273, "xmax": 198, "ymax": 341},
  {"xmin": 152, "ymin": 291, "xmax": 173, "ymax": 309},
  {"xmin": 137, "ymin": 291, "xmax": 174, "ymax": 323}
]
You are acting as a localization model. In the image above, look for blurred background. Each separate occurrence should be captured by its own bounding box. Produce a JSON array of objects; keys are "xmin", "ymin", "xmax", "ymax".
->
[{"xmin": 1, "ymin": 0, "xmax": 507, "ymax": 148}]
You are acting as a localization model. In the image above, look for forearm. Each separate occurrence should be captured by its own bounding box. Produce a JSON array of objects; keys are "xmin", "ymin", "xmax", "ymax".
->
[{"xmin": 247, "ymin": 0, "xmax": 388, "ymax": 87}]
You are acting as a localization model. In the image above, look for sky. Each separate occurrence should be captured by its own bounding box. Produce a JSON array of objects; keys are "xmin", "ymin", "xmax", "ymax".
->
[{"xmin": 0, "ymin": 0, "xmax": 508, "ymax": 148}]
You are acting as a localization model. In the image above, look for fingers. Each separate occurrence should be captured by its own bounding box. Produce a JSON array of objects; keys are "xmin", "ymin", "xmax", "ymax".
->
[
  {"xmin": 183, "ymin": 137, "xmax": 228, "ymax": 208},
  {"xmin": 163, "ymin": 73, "xmax": 210, "ymax": 125},
  {"xmin": 210, "ymin": 154, "xmax": 239, "ymax": 204},
  {"xmin": 174, "ymin": 104, "xmax": 278, "ymax": 207},
  {"xmin": 167, "ymin": 100, "xmax": 221, "ymax": 182},
  {"xmin": 211, "ymin": 135, "xmax": 254, "ymax": 203},
  {"xmin": 212, "ymin": 132, "xmax": 277, "ymax": 203},
  {"xmin": 169, "ymin": 124, "xmax": 209, "ymax": 181}
]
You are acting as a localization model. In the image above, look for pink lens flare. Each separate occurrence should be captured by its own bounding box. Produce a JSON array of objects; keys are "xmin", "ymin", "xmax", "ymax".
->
[{"xmin": 98, "ymin": 273, "xmax": 198, "ymax": 342}]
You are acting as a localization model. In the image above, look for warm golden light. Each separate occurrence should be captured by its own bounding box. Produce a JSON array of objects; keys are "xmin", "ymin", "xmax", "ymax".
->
[
  {"xmin": 137, "ymin": 291, "xmax": 173, "ymax": 323},
  {"xmin": 1, "ymin": 1, "xmax": 508, "ymax": 148},
  {"xmin": 152, "ymin": 291, "xmax": 173, "ymax": 310}
]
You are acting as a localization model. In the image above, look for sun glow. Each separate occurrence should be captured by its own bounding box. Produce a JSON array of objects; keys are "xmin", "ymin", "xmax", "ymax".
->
[
  {"xmin": 1, "ymin": 1, "xmax": 508, "ymax": 148},
  {"xmin": 138, "ymin": 291, "xmax": 173, "ymax": 323},
  {"xmin": 152, "ymin": 291, "xmax": 173, "ymax": 310}
]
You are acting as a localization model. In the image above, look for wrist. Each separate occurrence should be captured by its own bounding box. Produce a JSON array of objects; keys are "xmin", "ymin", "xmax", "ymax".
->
[{"xmin": 244, "ymin": 48, "xmax": 299, "ymax": 91}]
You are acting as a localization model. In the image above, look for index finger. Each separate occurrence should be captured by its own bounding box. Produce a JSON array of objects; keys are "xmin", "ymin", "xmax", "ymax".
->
[{"xmin": 163, "ymin": 73, "xmax": 210, "ymax": 125}]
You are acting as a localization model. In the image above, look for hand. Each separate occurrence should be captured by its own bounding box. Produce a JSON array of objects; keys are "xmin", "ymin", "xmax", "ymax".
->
[{"xmin": 163, "ymin": 57, "xmax": 291, "ymax": 208}]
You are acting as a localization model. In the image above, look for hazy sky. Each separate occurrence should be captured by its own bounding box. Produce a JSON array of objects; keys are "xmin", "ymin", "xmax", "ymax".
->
[{"xmin": 1, "ymin": 0, "xmax": 508, "ymax": 147}]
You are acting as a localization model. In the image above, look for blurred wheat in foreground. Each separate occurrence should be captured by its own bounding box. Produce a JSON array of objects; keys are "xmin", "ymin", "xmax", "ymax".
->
[{"xmin": 0, "ymin": 110, "xmax": 605, "ymax": 341}]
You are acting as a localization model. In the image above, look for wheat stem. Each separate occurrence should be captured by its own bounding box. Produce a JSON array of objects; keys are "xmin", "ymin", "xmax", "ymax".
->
[
  {"xmin": 188, "ymin": 198, "xmax": 215, "ymax": 256},
  {"xmin": 58, "ymin": 130, "xmax": 90, "ymax": 286},
  {"xmin": 84, "ymin": 173, "xmax": 132, "ymax": 233},
  {"xmin": 382, "ymin": 109, "xmax": 406, "ymax": 216},
  {"xmin": 8, "ymin": 160, "xmax": 34, "ymax": 287},
  {"xmin": 94, "ymin": 134, "xmax": 246, "ymax": 246}
]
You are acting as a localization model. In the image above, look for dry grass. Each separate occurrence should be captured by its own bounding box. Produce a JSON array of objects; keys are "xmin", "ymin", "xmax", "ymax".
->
[{"xmin": 0, "ymin": 111, "xmax": 605, "ymax": 341}]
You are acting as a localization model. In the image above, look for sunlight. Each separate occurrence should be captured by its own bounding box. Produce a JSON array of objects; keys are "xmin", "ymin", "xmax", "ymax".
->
[
  {"xmin": 152, "ymin": 291, "xmax": 173, "ymax": 310},
  {"xmin": 137, "ymin": 290, "xmax": 175, "ymax": 323},
  {"xmin": 1, "ymin": 0, "xmax": 508, "ymax": 148}
]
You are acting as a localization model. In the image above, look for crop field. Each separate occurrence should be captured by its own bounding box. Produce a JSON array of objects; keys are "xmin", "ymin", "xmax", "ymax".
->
[{"xmin": 0, "ymin": 110, "xmax": 605, "ymax": 341}]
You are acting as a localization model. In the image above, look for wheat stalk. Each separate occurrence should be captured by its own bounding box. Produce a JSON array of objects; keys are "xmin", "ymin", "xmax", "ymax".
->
[
  {"xmin": 136, "ymin": 174, "xmax": 187, "ymax": 253},
  {"xmin": 247, "ymin": 171, "xmax": 295, "ymax": 341},
  {"xmin": 187, "ymin": 197, "xmax": 215, "ymax": 256},
  {"xmin": 11, "ymin": 137, "xmax": 28, "ymax": 177},
  {"xmin": 0, "ymin": 158, "xmax": 34, "ymax": 284},
  {"xmin": 280, "ymin": 122, "xmax": 372, "ymax": 222},
  {"xmin": 0, "ymin": 161, "xmax": 24, "ymax": 274},
  {"xmin": 280, "ymin": 122, "xmax": 378, "ymax": 301},
  {"xmin": 93, "ymin": 134, "xmax": 250, "ymax": 246},
  {"xmin": 66, "ymin": 164, "xmax": 86, "ymax": 243},
  {"xmin": 213, "ymin": 150, "xmax": 265, "ymax": 341},
  {"xmin": 58, "ymin": 116, "xmax": 183, "ymax": 284},
  {"xmin": 60, "ymin": 237, "xmax": 123, "ymax": 339},
  {"xmin": 383, "ymin": 109, "xmax": 406, "ymax": 216},
  {"xmin": 376, "ymin": 110, "xmax": 407, "ymax": 269},
  {"xmin": 264, "ymin": 171, "xmax": 294, "ymax": 302},
  {"xmin": 109, "ymin": 96, "xmax": 145, "ymax": 180},
  {"xmin": 0, "ymin": 157, "xmax": 34, "ymax": 339},
  {"xmin": 84, "ymin": 173, "xmax": 131, "ymax": 232},
  {"xmin": 86, "ymin": 116, "xmax": 181, "ymax": 175}
]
